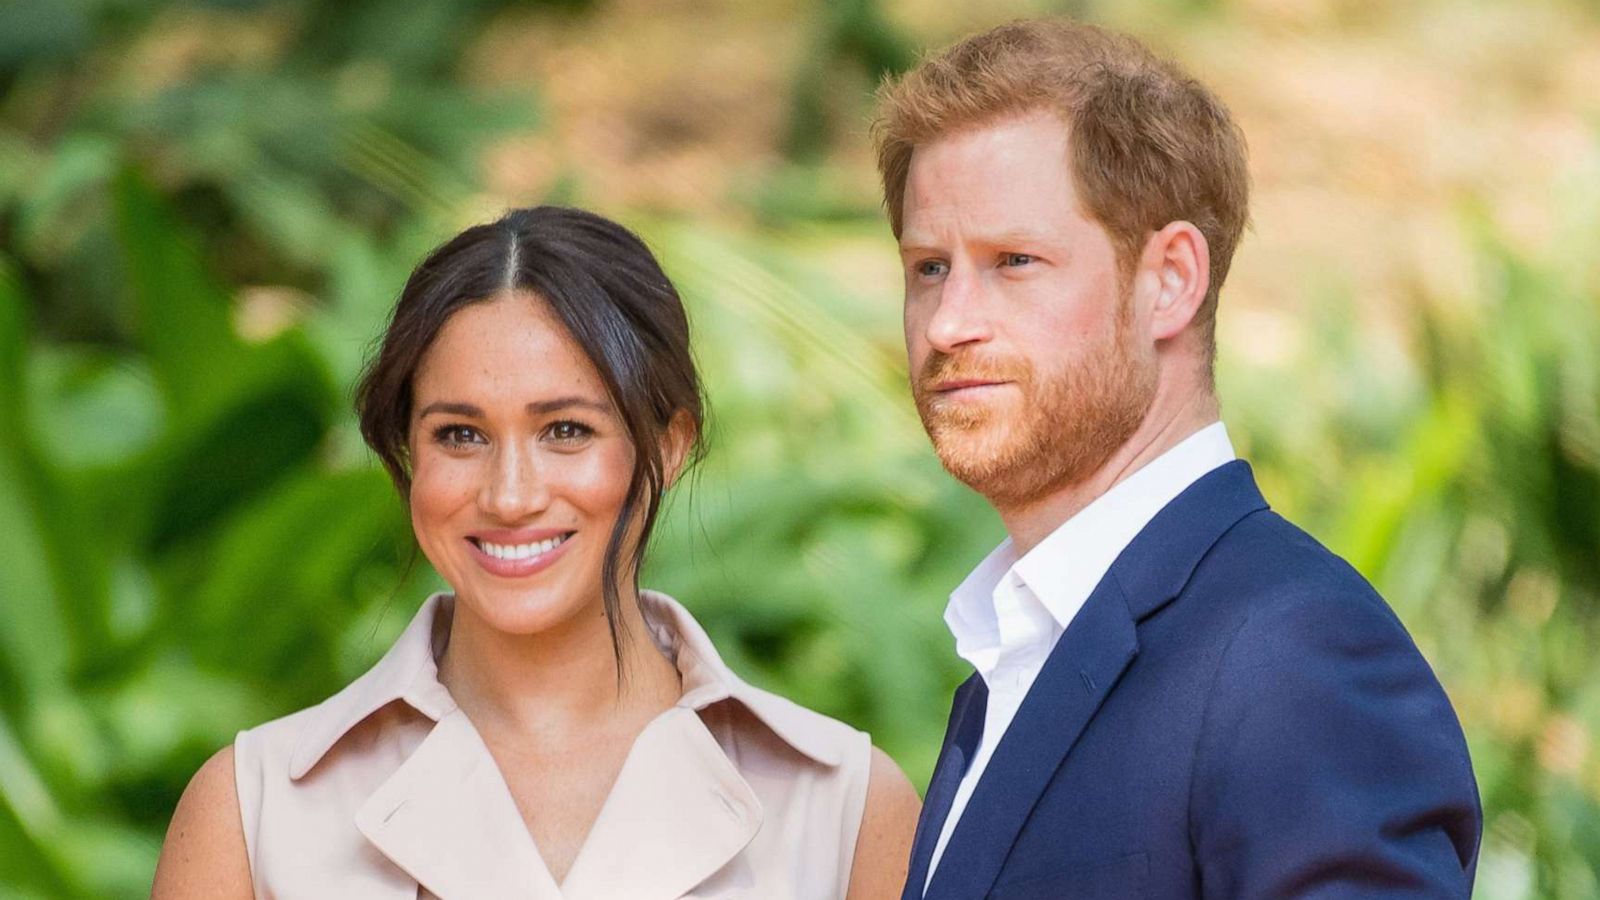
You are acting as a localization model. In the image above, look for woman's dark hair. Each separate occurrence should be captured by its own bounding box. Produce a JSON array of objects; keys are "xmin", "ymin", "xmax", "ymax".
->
[{"xmin": 355, "ymin": 206, "xmax": 703, "ymax": 666}]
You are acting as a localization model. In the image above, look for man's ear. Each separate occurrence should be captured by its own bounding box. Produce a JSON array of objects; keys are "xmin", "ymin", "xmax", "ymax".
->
[
  {"xmin": 1138, "ymin": 221, "xmax": 1211, "ymax": 342},
  {"xmin": 659, "ymin": 410, "xmax": 698, "ymax": 488}
]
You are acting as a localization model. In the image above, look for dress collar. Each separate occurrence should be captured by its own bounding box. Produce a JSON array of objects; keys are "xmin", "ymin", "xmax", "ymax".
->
[
  {"xmin": 289, "ymin": 592, "xmax": 456, "ymax": 780},
  {"xmin": 290, "ymin": 589, "xmax": 842, "ymax": 780}
]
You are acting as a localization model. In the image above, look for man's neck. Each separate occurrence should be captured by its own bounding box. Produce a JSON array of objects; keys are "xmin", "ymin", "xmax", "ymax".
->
[{"xmin": 998, "ymin": 384, "xmax": 1221, "ymax": 556}]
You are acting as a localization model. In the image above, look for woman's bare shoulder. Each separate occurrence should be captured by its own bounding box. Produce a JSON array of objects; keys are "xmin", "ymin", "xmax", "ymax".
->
[
  {"xmin": 151, "ymin": 745, "xmax": 253, "ymax": 900},
  {"xmin": 846, "ymin": 746, "xmax": 921, "ymax": 900}
]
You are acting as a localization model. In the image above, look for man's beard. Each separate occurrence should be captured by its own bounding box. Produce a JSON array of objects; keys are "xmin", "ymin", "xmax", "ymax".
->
[{"xmin": 911, "ymin": 303, "xmax": 1157, "ymax": 509}]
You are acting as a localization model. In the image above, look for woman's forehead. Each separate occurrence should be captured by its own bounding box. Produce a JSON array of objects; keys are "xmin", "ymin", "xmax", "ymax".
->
[{"xmin": 413, "ymin": 295, "xmax": 611, "ymax": 408}]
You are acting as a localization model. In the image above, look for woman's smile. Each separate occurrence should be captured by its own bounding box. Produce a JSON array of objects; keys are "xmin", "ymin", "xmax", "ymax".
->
[{"xmin": 465, "ymin": 528, "xmax": 576, "ymax": 578}]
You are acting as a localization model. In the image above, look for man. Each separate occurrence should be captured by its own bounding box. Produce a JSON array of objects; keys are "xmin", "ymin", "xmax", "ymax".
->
[{"xmin": 873, "ymin": 19, "xmax": 1481, "ymax": 899}]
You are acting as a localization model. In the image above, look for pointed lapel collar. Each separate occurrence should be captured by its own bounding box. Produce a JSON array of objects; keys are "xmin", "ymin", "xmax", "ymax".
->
[
  {"xmin": 925, "ymin": 574, "xmax": 1138, "ymax": 900},
  {"xmin": 902, "ymin": 674, "xmax": 986, "ymax": 900},
  {"xmin": 641, "ymin": 590, "xmax": 845, "ymax": 767},
  {"xmin": 924, "ymin": 460, "xmax": 1270, "ymax": 899},
  {"xmin": 559, "ymin": 706, "xmax": 761, "ymax": 900},
  {"xmin": 355, "ymin": 709, "xmax": 562, "ymax": 900},
  {"xmin": 334, "ymin": 590, "xmax": 855, "ymax": 899},
  {"xmin": 1112, "ymin": 460, "xmax": 1268, "ymax": 621},
  {"xmin": 291, "ymin": 593, "xmax": 456, "ymax": 780}
]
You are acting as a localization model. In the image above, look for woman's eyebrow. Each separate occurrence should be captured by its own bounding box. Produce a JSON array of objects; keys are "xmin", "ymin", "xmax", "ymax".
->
[
  {"xmin": 416, "ymin": 397, "xmax": 611, "ymax": 419},
  {"xmin": 526, "ymin": 397, "xmax": 611, "ymax": 416},
  {"xmin": 416, "ymin": 401, "xmax": 481, "ymax": 419}
]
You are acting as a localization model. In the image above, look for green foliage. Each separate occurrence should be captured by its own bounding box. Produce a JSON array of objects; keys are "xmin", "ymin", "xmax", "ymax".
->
[
  {"xmin": 782, "ymin": 0, "xmax": 915, "ymax": 163},
  {"xmin": 1216, "ymin": 202, "xmax": 1600, "ymax": 896},
  {"xmin": 2, "ymin": 2, "xmax": 1598, "ymax": 898}
]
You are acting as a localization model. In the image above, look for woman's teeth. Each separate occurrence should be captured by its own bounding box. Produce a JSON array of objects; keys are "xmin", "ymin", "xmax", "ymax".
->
[{"xmin": 477, "ymin": 534, "xmax": 568, "ymax": 561}]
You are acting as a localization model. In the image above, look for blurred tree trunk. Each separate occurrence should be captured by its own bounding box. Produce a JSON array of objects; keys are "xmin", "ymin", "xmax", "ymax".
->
[{"xmin": 783, "ymin": 0, "xmax": 914, "ymax": 163}]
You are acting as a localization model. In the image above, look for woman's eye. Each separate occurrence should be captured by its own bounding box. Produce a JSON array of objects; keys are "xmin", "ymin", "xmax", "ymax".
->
[
  {"xmin": 1002, "ymin": 253, "xmax": 1036, "ymax": 267},
  {"xmin": 546, "ymin": 420, "xmax": 594, "ymax": 443},
  {"xmin": 433, "ymin": 425, "xmax": 484, "ymax": 448}
]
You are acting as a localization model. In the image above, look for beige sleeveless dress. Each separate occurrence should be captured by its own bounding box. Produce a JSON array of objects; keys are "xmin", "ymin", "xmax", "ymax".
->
[{"xmin": 233, "ymin": 591, "xmax": 871, "ymax": 899}]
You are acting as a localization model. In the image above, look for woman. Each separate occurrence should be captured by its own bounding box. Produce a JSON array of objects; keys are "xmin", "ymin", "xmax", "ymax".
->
[{"xmin": 153, "ymin": 207, "xmax": 920, "ymax": 898}]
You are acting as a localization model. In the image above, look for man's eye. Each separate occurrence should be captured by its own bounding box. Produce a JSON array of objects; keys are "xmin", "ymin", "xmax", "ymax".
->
[
  {"xmin": 1002, "ymin": 253, "xmax": 1036, "ymax": 267},
  {"xmin": 917, "ymin": 260, "xmax": 949, "ymax": 278},
  {"xmin": 433, "ymin": 425, "xmax": 484, "ymax": 447}
]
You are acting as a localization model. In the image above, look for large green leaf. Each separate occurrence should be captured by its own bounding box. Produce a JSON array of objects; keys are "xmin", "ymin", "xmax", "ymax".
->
[
  {"xmin": 176, "ymin": 465, "xmax": 409, "ymax": 703},
  {"xmin": 0, "ymin": 262, "xmax": 71, "ymax": 696},
  {"xmin": 110, "ymin": 167, "xmax": 245, "ymax": 423}
]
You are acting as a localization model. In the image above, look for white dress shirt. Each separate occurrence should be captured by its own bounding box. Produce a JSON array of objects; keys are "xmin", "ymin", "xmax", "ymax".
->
[{"xmin": 924, "ymin": 423, "xmax": 1237, "ymax": 891}]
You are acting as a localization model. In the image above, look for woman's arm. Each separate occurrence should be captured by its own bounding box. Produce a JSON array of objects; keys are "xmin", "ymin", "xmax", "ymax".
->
[
  {"xmin": 846, "ymin": 746, "xmax": 922, "ymax": 900},
  {"xmin": 150, "ymin": 745, "xmax": 253, "ymax": 900}
]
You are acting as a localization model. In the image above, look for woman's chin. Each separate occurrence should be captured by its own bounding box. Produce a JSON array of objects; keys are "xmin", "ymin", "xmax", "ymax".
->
[{"xmin": 454, "ymin": 582, "xmax": 595, "ymax": 637}]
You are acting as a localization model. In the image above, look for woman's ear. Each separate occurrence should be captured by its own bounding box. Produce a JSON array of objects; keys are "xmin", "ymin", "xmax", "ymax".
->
[{"xmin": 659, "ymin": 410, "xmax": 698, "ymax": 488}]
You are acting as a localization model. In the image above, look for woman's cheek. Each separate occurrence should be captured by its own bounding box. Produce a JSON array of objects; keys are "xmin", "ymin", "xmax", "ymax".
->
[
  {"xmin": 408, "ymin": 453, "xmax": 478, "ymax": 569},
  {"xmin": 565, "ymin": 443, "xmax": 635, "ymax": 516}
]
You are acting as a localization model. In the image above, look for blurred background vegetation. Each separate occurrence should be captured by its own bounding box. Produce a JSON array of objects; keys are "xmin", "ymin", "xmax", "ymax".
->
[{"xmin": 0, "ymin": 0, "xmax": 1597, "ymax": 896}]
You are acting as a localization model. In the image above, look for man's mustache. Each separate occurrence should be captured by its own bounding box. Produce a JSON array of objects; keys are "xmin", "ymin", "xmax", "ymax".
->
[{"xmin": 916, "ymin": 352, "xmax": 1031, "ymax": 394}]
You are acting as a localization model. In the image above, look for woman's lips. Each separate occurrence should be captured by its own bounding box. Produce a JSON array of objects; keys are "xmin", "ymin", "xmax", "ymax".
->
[{"xmin": 465, "ymin": 531, "xmax": 575, "ymax": 578}]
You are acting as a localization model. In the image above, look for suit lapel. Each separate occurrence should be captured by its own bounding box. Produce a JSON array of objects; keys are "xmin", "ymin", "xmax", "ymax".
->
[
  {"xmin": 920, "ymin": 460, "xmax": 1271, "ymax": 899},
  {"xmin": 1112, "ymin": 460, "xmax": 1268, "ymax": 620},
  {"xmin": 924, "ymin": 574, "xmax": 1139, "ymax": 900},
  {"xmin": 355, "ymin": 709, "xmax": 562, "ymax": 900},
  {"xmin": 902, "ymin": 674, "xmax": 987, "ymax": 900}
]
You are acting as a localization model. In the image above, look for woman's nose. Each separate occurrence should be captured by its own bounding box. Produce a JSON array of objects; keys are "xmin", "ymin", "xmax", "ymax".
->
[{"xmin": 478, "ymin": 444, "xmax": 551, "ymax": 522}]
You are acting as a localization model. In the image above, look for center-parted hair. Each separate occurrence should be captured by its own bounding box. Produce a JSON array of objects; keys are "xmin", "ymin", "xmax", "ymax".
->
[
  {"xmin": 355, "ymin": 206, "xmax": 703, "ymax": 665},
  {"xmin": 873, "ymin": 19, "xmax": 1250, "ymax": 360}
]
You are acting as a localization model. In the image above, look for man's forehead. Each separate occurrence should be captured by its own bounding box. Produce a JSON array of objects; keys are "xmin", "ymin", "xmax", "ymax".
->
[
  {"xmin": 900, "ymin": 162, "xmax": 1083, "ymax": 250},
  {"xmin": 908, "ymin": 111, "xmax": 1072, "ymax": 170},
  {"xmin": 902, "ymin": 117, "xmax": 1074, "ymax": 201}
]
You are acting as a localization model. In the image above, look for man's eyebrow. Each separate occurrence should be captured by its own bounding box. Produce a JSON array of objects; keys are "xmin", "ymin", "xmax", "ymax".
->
[
  {"xmin": 988, "ymin": 229, "xmax": 1057, "ymax": 247},
  {"xmin": 899, "ymin": 231, "xmax": 1059, "ymax": 255}
]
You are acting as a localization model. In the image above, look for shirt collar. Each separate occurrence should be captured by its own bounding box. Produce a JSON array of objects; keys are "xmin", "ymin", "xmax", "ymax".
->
[
  {"xmin": 1015, "ymin": 421, "xmax": 1236, "ymax": 624},
  {"xmin": 944, "ymin": 422, "xmax": 1236, "ymax": 660},
  {"xmin": 943, "ymin": 537, "xmax": 1019, "ymax": 669},
  {"xmin": 290, "ymin": 590, "xmax": 842, "ymax": 780}
]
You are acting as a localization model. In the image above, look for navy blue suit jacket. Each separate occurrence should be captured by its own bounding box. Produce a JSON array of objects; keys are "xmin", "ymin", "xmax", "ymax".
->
[{"xmin": 905, "ymin": 461, "xmax": 1481, "ymax": 899}]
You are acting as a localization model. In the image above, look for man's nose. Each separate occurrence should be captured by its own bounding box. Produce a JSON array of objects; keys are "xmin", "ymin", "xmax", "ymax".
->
[
  {"xmin": 924, "ymin": 265, "xmax": 993, "ymax": 354},
  {"xmin": 479, "ymin": 443, "xmax": 551, "ymax": 522}
]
